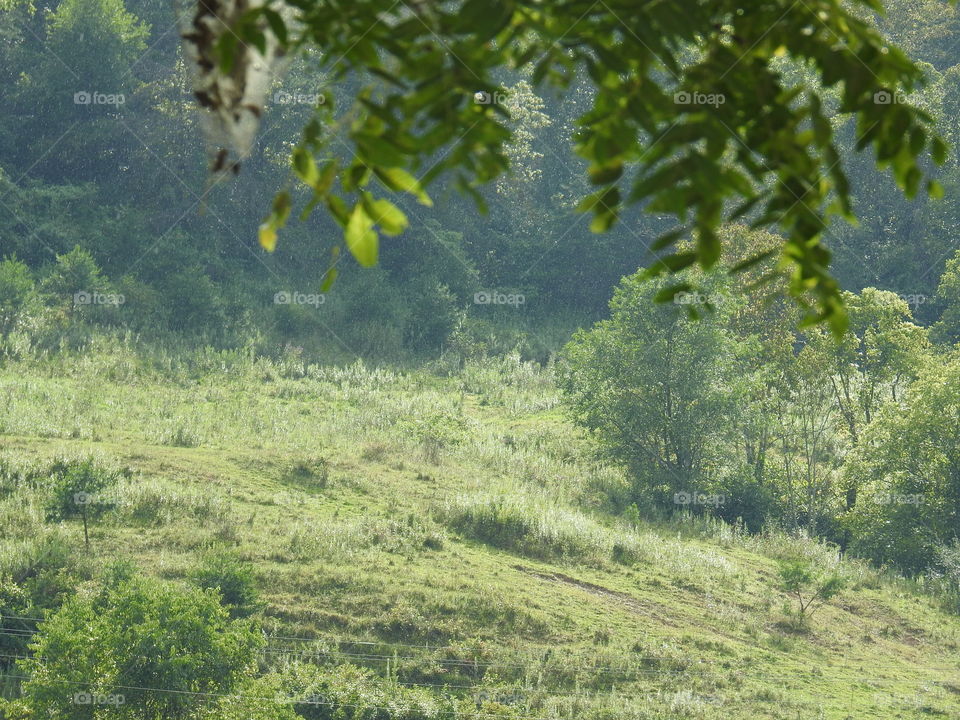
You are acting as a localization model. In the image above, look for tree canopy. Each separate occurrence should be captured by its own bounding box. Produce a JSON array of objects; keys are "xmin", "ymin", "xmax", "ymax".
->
[{"xmin": 185, "ymin": 0, "xmax": 955, "ymax": 332}]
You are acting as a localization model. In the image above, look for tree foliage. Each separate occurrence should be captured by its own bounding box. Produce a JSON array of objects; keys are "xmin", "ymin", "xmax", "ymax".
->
[
  {"xmin": 560, "ymin": 230, "xmax": 951, "ymax": 567},
  {"xmin": 559, "ymin": 269, "xmax": 740, "ymax": 504},
  {"xmin": 18, "ymin": 575, "xmax": 262, "ymax": 720},
  {"xmin": 778, "ymin": 557, "xmax": 845, "ymax": 623},
  {"xmin": 192, "ymin": 0, "xmax": 954, "ymax": 331},
  {"xmin": 843, "ymin": 354, "xmax": 960, "ymax": 571}
]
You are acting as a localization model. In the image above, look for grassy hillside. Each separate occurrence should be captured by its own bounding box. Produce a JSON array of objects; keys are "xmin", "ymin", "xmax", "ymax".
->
[{"xmin": 1, "ymin": 339, "xmax": 958, "ymax": 720}]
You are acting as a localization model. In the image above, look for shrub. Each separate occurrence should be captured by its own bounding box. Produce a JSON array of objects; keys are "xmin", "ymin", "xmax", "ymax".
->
[
  {"xmin": 0, "ymin": 531, "xmax": 74, "ymax": 589},
  {"xmin": 39, "ymin": 245, "xmax": 103, "ymax": 300},
  {"xmin": 403, "ymin": 280, "xmax": 461, "ymax": 352},
  {"xmin": 155, "ymin": 267, "xmax": 227, "ymax": 333},
  {"xmin": 777, "ymin": 558, "xmax": 845, "ymax": 628},
  {"xmin": 403, "ymin": 411, "xmax": 468, "ymax": 464},
  {"xmin": 0, "ymin": 578, "xmax": 32, "ymax": 666},
  {"xmin": 189, "ymin": 550, "xmax": 262, "ymax": 618},
  {"xmin": 19, "ymin": 574, "xmax": 263, "ymax": 720},
  {"xmin": 931, "ymin": 541, "xmax": 960, "ymax": 613},
  {"xmin": 215, "ymin": 673, "xmax": 300, "ymax": 720},
  {"xmin": 283, "ymin": 456, "xmax": 329, "ymax": 490},
  {"xmin": 712, "ymin": 471, "xmax": 778, "ymax": 534},
  {"xmin": 0, "ymin": 530, "xmax": 78, "ymax": 663}
]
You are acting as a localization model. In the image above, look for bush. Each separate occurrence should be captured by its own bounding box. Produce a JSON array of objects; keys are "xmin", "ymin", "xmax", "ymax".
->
[
  {"xmin": 283, "ymin": 456, "xmax": 330, "ymax": 490},
  {"xmin": 931, "ymin": 541, "xmax": 960, "ymax": 613},
  {"xmin": 403, "ymin": 281, "xmax": 460, "ymax": 352},
  {"xmin": 19, "ymin": 574, "xmax": 263, "ymax": 720},
  {"xmin": 190, "ymin": 550, "xmax": 262, "ymax": 618},
  {"xmin": 156, "ymin": 267, "xmax": 227, "ymax": 334},
  {"xmin": 39, "ymin": 245, "xmax": 104, "ymax": 300},
  {"xmin": 215, "ymin": 673, "xmax": 300, "ymax": 720},
  {"xmin": 0, "ymin": 578, "xmax": 33, "ymax": 666},
  {"xmin": 712, "ymin": 471, "xmax": 778, "ymax": 534},
  {"xmin": 777, "ymin": 558, "xmax": 845, "ymax": 629}
]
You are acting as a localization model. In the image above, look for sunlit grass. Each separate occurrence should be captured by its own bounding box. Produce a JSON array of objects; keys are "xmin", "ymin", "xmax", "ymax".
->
[{"xmin": 0, "ymin": 337, "xmax": 958, "ymax": 719}]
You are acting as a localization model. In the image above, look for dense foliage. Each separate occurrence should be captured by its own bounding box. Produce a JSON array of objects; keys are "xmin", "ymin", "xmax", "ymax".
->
[
  {"xmin": 561, "ymin": 254, "xmax": 958, "ymax": 578},
  {"xmin": 3, "ymin": 0, "xmax": 960, "ymax": 361}
]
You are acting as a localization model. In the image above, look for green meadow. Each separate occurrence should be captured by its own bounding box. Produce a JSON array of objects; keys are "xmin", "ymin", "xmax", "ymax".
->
[{"xmin": 1, "ymin": 340, "xmax": 957, "ymax": 720}]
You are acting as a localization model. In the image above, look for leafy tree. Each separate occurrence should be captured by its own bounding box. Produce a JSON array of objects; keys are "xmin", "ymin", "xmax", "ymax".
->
[
  {"xmin": 771, "ymin": 344, "xmax": 843, "ymax": 535},
  {"xmin": 18, "ymin": 574, "xmax": 262, "ymax": 720},
  {"xmin": 778, "ymin": 557, "xmax": 845, "ymax": 624},
  {"xmin": 189, "ymin": 550, "xmax": 262, "ymax": 619},
  {"xmin": 717, "ymin": 226, "xmax": 798, "ymax": 494},
  {"xmin": 804, "ymin": 290, "xmax": 929, "ymax": 511},
  {"xmin": 15, "ymin": 0, "xmax": 149, "ymax": 182},
  {"xmin": 559, "ymin": 270, "xmax": 738, "ymax": 505},
  {"xmin": 196, "ymin": 0, "xmax": 950, "ymax": 330},
  {"xmin": 40, "ymin": 246, "xmax": 106, "ymax": 301},
  {"xmin": 44, "ymin": 457, "xmax": 122, "ymax": 549},
  {"xmin": 0, "ymin": 170, "xmax": 118, "ymax": 267},
  {"xmin": 932, "ymin": 248, "xmax": 960, "ymax": 344},
  {"xmin": 877, "ymin": 0, "xmax": 960, "ymax": 71},
  {"xmin": 843, "ymin": 354, "xmax": 960, "ymax": 572}
]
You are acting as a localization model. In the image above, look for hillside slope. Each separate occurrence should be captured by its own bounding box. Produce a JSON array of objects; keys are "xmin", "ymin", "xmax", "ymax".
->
[{"xmin": 1, "ymin": 345, "xmax": 958, "ymax": 720}]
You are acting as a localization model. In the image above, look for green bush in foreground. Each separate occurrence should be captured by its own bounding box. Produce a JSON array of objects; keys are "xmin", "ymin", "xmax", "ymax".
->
[{"xmin": 17, "ymin": 574, "xmax": 263, "ymax": 720}]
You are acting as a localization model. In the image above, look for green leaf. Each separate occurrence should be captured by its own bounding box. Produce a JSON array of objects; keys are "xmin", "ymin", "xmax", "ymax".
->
[
  {"xmin": 931, "ymin": 136, "xmax": 949, "ymax": 165},
  {"xmin": 258, "ymin": 190, "xmax": 292, "ymax": 251},
  {"xmin": 651, "ymin": 252, "xmax": 698, "ymax": 274},
  {"xmin": 320, "ymin": 267, "xmax": 339, "ymax": 293},
  {"xmin": 653, "ymin": 282, "xmax": 692, "ymax": 303},
  {"xmin": 373, "ymin": 167, "xmax": 433, "ymax": 206},
  {"xmin": 729, "ymin": 250, "xmax": 776, "ymax": 274},
  {"xmin": 362, "ymin": 195, "xmax": 408, "ymax": 236},
  {"xmin": 326, "ymin": 196, "xmax": 350, "ymax": 227},
  {"xmin": 271, "ymin": 191, "xmax": 292, "ymax": 227},
  {"xmin": 292, "ymin": 148, "xmax": 320, "ymax": 188},
  {"xmin": 345, "ymin": 204, "xmax": 379, "ymax": 267},
  {"xmin": 589, "ymin": 210, "xmax": 617, "ymax": 233},
  {"xmin": 246, "ymin": 28, "xmax": 267, "ymax": 56},
  {"xmin": 215, "ymin": 33, "xmax": 238, "ymax": 74},
  {"xmin": 588, "ymin": 162, "xmax": 624, "ymax": 185},
  {"xmin": 258, "ymin": 223, "xmax": 277, "ymax": 252},
  {"xmin": 652, "ymin": 228, "xmax": 686, "ymax": 252},
  {"xmin": 262, "ymin": 8, "xmax": 288, "ymax": 45}
]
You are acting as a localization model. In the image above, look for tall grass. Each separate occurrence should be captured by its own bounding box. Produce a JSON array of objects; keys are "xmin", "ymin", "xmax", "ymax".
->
[
  {"xmin": 436, "ymin": 489, "xmax": 739, "ymax": 585},
  {"xmin": 1, "ymin": 335, "xmax": 955, "ymax": 613}
]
